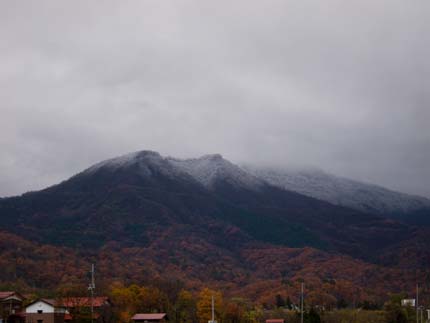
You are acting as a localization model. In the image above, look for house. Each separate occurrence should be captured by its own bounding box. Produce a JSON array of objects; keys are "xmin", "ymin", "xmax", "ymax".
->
[
  {"xmin": 25, "ymin": 299, "xmax": 70, "ymax": 323},
  {"xmin": 0, "ymin": 291, "xmax": 26, "ymax": 323},
  {"xmin": 131, "ymin": 313, "xmax": 167, "ymax": 323},
  {"xmin": 59, "ymin": 297, "xmax": 112, "ymax": 322},
  {"xmin": 266, "ymin": 319, "xmax": 284, "ymax": 323}
]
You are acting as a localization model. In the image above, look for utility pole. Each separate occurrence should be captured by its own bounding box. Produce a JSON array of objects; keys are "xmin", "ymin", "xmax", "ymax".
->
[
  {"xmin": 88, "ymin": 264, "xmax": 95, "ymax": 323},
  {"xmin": 417, "ymin": 284, "xmax": 419, "ymax": 323},
  {"xmin": 208, "ymin": 295, "xmax": 216, "ymax": 323},
  {"xmin": 300, "ymin": 282, "xmax": 304, "ymax": 323},
  {"xmin": 212, "ymin": 295, "xmax": 215, "ymax": 323}
]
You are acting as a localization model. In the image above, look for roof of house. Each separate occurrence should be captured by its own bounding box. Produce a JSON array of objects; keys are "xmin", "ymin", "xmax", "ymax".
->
[
  {"xmin": 25, "ymin": 298, "xmax": 62, "ymax": 309},
  {"xmin": 8, "ymin": 312, "xmax": 26, "ymax": 318},
  {"xmin": 0, "ymin": 291, "xmax": 15, "ymax": 299},
  {"xmin": 26, "ymin": 298, "xmax": 58, "ymax": 307},
  {"xmin": 266, "ymin": 319, "xmax": 284, "ymax": 323},
  {"xmin": 132, "ymin": 313, "xmax": 167, "ymax": 320},
  {"xmin": 41, "ymin": 298, "xmax": 57, "ymax": 306},
  {"xmin": 0, "ymin": 291, "xmax": 25, "ymax": 301},
  {"xmin": 61, "ymin": 296, "xmax": 110, "ymax": 308}
]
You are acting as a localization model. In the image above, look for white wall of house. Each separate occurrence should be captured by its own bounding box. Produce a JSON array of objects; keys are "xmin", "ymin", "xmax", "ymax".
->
[{"xmin": 26, "ymin": 301, "xmax": 55, "ymax": 313}]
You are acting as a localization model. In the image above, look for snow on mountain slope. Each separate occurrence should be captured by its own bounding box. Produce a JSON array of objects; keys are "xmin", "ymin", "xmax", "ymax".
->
[
  {"xmin": 83, "ymin": 150, "xmax": 263, "ymax": 191},
  {"xmin": 167, "ymin": 154, "xmax": 263, "ymax": 190},
  {"xmin": 80, "ymin": 149, "xmax": 429, "ymax": 216},
  {"xmin": 83, "ymin": 150, "xmax": 184, "ymax": 179},
  {"xmin": 245, "ymin": 166, "xmax": 430, "ymax": 215}
]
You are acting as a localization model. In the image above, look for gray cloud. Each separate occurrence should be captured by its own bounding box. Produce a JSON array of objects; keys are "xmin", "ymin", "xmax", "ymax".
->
[{"xmin": 1, "ymin": 0, "xmax": 429, "ymax": 197}]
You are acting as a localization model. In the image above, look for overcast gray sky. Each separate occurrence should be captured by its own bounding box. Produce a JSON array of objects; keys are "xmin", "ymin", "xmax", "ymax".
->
[{"xmin": 1, "ymin": 0, "xmax": 429, "ymax": 198}]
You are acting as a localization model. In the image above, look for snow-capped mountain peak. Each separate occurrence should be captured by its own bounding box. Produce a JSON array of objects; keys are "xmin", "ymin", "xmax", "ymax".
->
[
  {"xmin": 84, "ymin": 150, "xmax": 161, "ymax": 172},
  {"xmin": 82, "ymin": 150, "xmax": 263, "ymax": 191},
  {"xmin": 82, "ymin": 150, "xmax": 186, "ymax": 179},
  {"xmin": 167, "ymin": 154, "xmax": 263, "ymax": 190}
]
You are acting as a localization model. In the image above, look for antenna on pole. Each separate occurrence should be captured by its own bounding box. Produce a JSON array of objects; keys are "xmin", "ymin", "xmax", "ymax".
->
[
  {"xmin": 212, "ymin": 295, "xmax": 215, "ymax": 323},
  {"xmin": 417, "ymin": 283, "xmax": 419, "ymax": 323},
  {"xmin": 88, "ymin": 264, "xmax": 95, "ymax": 323},
  {"xmin": 209, "ymin": 295, "xmax": 216, "ymax": 323},
  {"xmin": 300, "ymin": 282, "xmax": 304, "ymax": 323}
]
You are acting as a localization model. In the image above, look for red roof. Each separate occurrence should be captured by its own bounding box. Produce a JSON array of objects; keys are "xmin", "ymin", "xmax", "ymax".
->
[
  {"xmin": 41, "ymin": 298, "xmax": 57, "ymax": 306},
  {"xmin": 266, "ymin": 320, "xmax": 284, "ymax": 323},
  {"xmin": 0, "ymin": 291, "xmax": 16, "ymax": 299},
  {"xmin": 61, "ymin": 297, "xmax": 110, "ymax": 308},
  {"xmin": 0, "ymin": 291, "xmax": 24, "ymax": 300},
  {"xmin": 132, "ymin": 313, "xmax": 167, "ymax": 320}
]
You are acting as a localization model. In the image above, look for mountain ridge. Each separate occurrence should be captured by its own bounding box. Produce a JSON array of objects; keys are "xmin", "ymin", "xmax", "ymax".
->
[
  {"xmin": 81, "ymin": 150, "xmax": 430, "ymax": 222},
  {"xmin": 5, "ymin": 150, "xmax": 429, "ymax": 215}
]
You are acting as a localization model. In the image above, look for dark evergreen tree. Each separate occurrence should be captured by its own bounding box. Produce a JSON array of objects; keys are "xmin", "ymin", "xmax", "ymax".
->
[
  {"xmin": 336, "ymin": 298, "xmax": 348, "ymax": 309},
  {"xmin": 285, "ymin": 296, "xmax": 292, "ymax": 310},
  {"xmin": 275, "ymin": 294, "xmax": 285, "ymax": 308},
  {"xmin": 306, "ymin": 308, "xmax": 321, "ymax": 323}
]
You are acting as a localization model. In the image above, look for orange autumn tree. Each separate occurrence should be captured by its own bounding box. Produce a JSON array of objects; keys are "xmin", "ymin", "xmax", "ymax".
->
[
  {"xmin": 224, "ymin": 298, "xmax": 253, "ymax": 323},
  {"xmin": 175, "ymin": 289, "xmax": 197, "ymax": 323},
  {"xmin": 110, "ymin": 283, "xmax": 142, "ymax": 322},
  {"xmin": 197, "ymin": 288, "xmax": 223, "ymax": 323},
  {"xmin": 140, "ymin": 286, "xmax": 170, "ymax": 313}
]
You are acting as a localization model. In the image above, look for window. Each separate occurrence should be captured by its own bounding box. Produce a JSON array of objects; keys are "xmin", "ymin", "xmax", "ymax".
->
[
  {"xmin": 37, "ymin": 310, "xmax": 43, "ymax": 313},
  {"xmin": 37, "ymin": 320, "xmax": 43, "ymax": 323}
]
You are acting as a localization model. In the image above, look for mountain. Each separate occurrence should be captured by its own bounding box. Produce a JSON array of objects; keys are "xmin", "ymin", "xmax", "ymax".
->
[
  {"xmin": 245, "ymin": 166, "xmax": 430, "ymax": 224},
  {"xmin": 1, "ymin": 150, "xmax": 402, "ymax": 255},
  {"xmin": 0, "ymin": 150, "xmax": 427, "ymax": 303}
]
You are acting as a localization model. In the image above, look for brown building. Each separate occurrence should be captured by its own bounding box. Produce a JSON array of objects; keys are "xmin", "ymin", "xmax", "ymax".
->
[
  {"xmin": 131, "ymin": 313, "xmax": 167, "ymax": 323},
  {"xmin": 25, "ymin": 299, "xmax": 69, "ymax": 323},
  {"xmin": 0, "ymin": 291, "xmax": 25, "ymax": 323}
]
